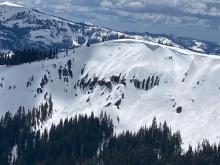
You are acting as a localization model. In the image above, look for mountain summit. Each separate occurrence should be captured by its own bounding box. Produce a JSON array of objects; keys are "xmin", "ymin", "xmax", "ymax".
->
[{"xmin": 0, "ymin": 1, "xmax": 24, "ymax": 7}]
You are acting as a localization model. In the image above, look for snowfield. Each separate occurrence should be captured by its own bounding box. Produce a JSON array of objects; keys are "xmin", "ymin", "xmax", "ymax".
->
[{"xmin": 0, "ymin": 39, "xmax": 220, "ymax": 149}]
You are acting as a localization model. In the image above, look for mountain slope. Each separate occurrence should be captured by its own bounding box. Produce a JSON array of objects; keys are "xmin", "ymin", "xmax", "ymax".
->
[
  {"xmin": 0, "ymin": 39, "xmax": 220, "ymax": 149},
  {"xmin": 0, "ymin": 2, "xmax": 220, "ymax": 55},
  {"xmin": 129, "ymin": 32, "xmax": 220, "ymax": 55},
  {"xmin": 0, "ymin": 2, "xmax": 127, "ymax": 50}
]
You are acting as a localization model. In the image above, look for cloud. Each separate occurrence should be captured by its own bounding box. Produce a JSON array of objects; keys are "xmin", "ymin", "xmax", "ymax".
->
[{"xmin": 4, "ymin": 0, "xmax": 220, "ymax": 27}]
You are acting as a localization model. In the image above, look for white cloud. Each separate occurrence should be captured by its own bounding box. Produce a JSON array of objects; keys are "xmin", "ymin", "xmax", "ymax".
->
[{"xmin": 100, "ymin": 0, "xmax": 113, "ymax": 8}]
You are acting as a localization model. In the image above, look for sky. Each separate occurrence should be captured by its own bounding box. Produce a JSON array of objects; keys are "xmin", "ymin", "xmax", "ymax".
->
[{"xmin": 3, "ymin": 0, "xmax": 220, "ymax": 43}]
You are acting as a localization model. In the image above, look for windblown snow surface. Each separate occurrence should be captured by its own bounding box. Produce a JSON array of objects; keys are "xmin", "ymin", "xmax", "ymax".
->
[{"xmin": 0, "ymin": 39, "xmax": 220, "ymax": 149}]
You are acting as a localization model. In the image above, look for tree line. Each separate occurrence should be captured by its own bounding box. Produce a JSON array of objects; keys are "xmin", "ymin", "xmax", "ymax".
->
[
  {"xmin": 0, "ymin": 49, "xmax": 59, "ymax": 66},
  {"xmin": 0, "ymin": 107, "xmax": 220, "ymax": 164},
  {"xmin": 0, "ymin": 95, "xmax": 54, "ymax": 164}
]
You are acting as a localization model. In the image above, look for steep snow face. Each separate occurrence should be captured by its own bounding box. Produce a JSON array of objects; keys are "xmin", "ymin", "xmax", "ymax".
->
[{"xmin": 0, "ymin": 39, "xmax": 220, "ymax": 149}]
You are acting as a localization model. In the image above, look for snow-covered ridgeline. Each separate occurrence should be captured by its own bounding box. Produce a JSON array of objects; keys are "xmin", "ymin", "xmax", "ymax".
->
[{"xmin": 0, "ymin": 39, "xmax": 219, "ymax": 149}]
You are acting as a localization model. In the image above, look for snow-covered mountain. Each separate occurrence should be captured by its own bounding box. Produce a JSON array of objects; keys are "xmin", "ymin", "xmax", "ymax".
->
[
  {"xmin": 0, "ymin": 1, "xmax": 127, "ymax": 50},
  {"xmin": 0, "ymin": 38, "xmax": 220, "ymax": 149},
  {"xmin": 0, "ymin": 1, "xmax": 220, "ymax": 55},
  {"xmin": 129, "ymin": 32, "xmax": 220, "ymax": 55},
  {"xmin": 1, "ymin": 1, "xmax": 220, "ymax": 150}
]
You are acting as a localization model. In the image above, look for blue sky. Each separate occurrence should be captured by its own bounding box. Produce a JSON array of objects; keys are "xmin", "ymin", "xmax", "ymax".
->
[{"xmin": 5, "ymin": 0, "xmax": 220, "ymax": 43}]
